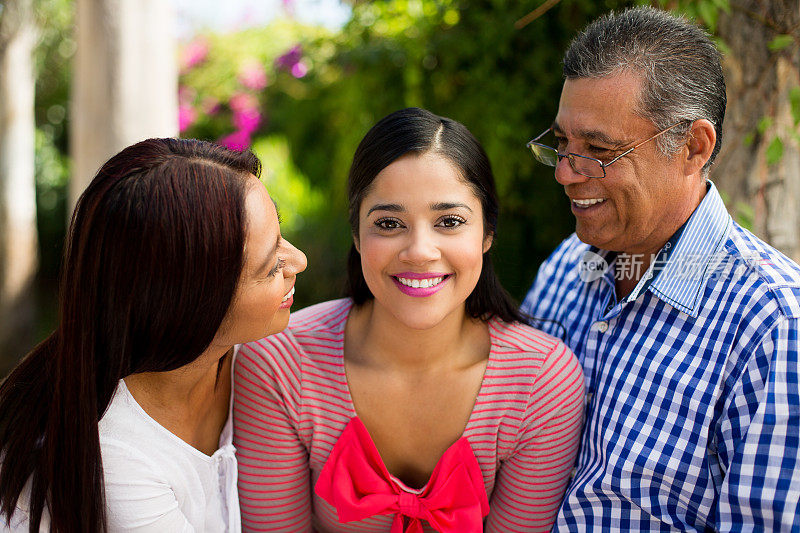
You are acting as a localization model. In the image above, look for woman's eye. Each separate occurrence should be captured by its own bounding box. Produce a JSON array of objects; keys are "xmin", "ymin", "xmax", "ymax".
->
[
  {"xmin": 437, "ymin": 216, "xmax": 466, "ymax": 228},
  {"xmin": 267, "ymin": 258, "xmax": 285, "ymax": 277},
  {"xmin": 375, "ymin": 218, "xmax": 403, "ymax": 230}
]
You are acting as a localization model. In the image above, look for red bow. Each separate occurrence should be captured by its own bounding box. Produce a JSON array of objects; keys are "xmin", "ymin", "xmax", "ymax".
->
[{"xmin": 314, "ymin": 417, "xmax": 489, "ymax": 533}]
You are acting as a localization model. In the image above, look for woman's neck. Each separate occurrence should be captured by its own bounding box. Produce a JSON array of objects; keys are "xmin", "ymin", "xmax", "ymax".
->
[
  {"xmin": 346, "ymin": 300, "xmax": 488, "ymax": 373},
  {"xmin": 123, "ymin": 346, "xmax": 232, "ymax": 454}
]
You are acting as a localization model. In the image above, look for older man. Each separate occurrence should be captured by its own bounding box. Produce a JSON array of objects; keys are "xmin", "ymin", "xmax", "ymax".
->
[{"xmin": 522, "ymin": 7, "xmax": 800, "ymax": 531}]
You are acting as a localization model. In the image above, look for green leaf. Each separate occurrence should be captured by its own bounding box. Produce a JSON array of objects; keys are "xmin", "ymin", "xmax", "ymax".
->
[
  {"xmin": 711, "ymin": 0, "xmax": 731, "ymax": 14},
  {"xmin": 735, "ymin": 201, "xmax": 754, "ymax": 231},
  {"xmin": 743, "ymin": 132, "xmax": 755, "ymax": 147},
  {"xmin": 712, "ymin": 36, "xmax": 731, "ymax": 57},
  {"xmin": 766, "ymin": 136, "xmax": 784, "ymax": 166},
  {"xmin": 757, "ymin": 116, "xmax": 773, "ymax": 134},
  {"xmin": 696, "ymin": 1, "xmax": 718, "ymax": 32},
  {"xmin": 790, "ymin": 86, "xmax": 800, "ymax": 126},
  {"xmin": 768, "ymin": 34, "xmax": 795, "ymax": 51}
]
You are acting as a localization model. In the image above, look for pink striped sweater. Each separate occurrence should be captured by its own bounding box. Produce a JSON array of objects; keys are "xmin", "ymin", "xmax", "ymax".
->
[{"xmin": 233, "ymin": 299, "xmax": 585, "ymax": 532}]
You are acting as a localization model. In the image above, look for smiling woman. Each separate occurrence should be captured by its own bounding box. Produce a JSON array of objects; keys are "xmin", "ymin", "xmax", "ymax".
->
[
  {"xmin": 0, "ymin": 138, "xmax": 306, "ymax": 532},
  {"xmin": 233, "ymin": 108, "xmax": 586, "ymax": 532}
]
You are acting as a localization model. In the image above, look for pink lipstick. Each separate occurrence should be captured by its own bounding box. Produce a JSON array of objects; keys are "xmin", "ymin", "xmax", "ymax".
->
[{"xmin": 391, "ymin": 272, "xmax": 450, "ymax": 297}]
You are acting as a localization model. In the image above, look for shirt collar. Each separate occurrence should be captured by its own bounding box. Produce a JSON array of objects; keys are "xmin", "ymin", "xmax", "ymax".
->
[{"xmin": 645, "ymin": 181, "xmax": 732, "ymax": 317}]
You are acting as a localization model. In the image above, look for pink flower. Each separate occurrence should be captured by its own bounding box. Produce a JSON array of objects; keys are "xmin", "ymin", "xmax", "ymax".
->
[
  {"xmin": 229, "ymin": 92, "xmax": 259, "ymax": 113},
  {"xmin": 181, "ymin": 38, "xmax": 209, "ymax": 71},
  {"xmin": 238, "ymin": 61, "xmax": 268, "ymax": 91},
  {"xmin": 233, "ymin": 107, "xmax": 261, "ymax": 133},
  {"xmin": 178, "ymin": 105, "xmax": 197, "ymax": 133},
  {"xmin": 290, "ymin": 60, "xmax": 308, "ymax": 78},
  {"xmin": 282, "ymin": 0, "xmax": 295, "ymax": 16},
  {"xmin": 218, "ymin": 130, "xmax": 251, "ymax": 151}
]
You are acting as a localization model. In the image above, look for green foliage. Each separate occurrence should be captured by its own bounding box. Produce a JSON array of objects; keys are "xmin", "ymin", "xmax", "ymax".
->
[
  {"xmin": 31, "ymin": 0, "xmax": 73, "ymax": 283},
  {"xmin": 766, "ymin": 136, "xmax": 784, "ymax": 166},
  {"xmin": 250, "ymin": 135, "xmax": 325, "ymax": 235},
  {"xmin": 734, "ymin": 201, "xmax": 754, "ymax": 231},
  {"xmin": 790, "ymin": 87, "xmax": 800, "ymax": 127},
  {"xmin": 651, "ymin": 0, "xmax": 730, "ymax": 32},
  {"xmin": 768, "ymin": 34, "xmax": 795, "ymax": 51},
  {"xmin": 757, "ymin": 116, "xmax": 773, "ymax": 134}
]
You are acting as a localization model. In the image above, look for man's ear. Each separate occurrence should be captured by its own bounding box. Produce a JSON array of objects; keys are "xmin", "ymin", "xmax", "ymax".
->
[
  {"xmin": 684, "ymin": 119, "xmax": 716, "ymax": 176},
  {"xmin": 483, "ymin": 233, "xmax": 493, "ymax": 254}
]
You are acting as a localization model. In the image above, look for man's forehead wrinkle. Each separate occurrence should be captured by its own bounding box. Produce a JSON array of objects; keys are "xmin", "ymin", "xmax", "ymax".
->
[{"xmin": 552, "ymin": 119, "xmax": 628, "ymax": 147}]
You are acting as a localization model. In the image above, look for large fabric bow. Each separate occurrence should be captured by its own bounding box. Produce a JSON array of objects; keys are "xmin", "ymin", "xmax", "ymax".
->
[{"xmin": 314, "ymin": 417, "xmax": 489, "ymax": 533}]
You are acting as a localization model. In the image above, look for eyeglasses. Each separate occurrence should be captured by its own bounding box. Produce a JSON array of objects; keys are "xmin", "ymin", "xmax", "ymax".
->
[{"xmin": 526, "ymin": 122, "xmax": 684, "ymax": 178}]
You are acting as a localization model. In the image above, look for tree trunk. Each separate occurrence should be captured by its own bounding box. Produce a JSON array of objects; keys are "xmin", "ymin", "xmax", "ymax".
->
[
  {"xmin": 70, "ymin": 0, "xmax": 178, "ymax": 208},
  {"xmin": 715, "ymin": 1, "xmax": 800, "ymax": 260},
  {"xmin": 0, "ymin": 0, "xmax": 39, "ymax": 373}
]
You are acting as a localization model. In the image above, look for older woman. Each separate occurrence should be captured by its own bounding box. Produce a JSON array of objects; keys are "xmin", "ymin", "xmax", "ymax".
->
[{"xmin": 0, "ymin": 138, "xmax": 306, "ymax": 532}]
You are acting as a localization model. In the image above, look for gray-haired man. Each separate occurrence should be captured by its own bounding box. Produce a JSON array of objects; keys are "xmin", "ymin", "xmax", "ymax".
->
[{"xmin": 523, "ymin": 7, "xmax": 800, "ymax": 531}]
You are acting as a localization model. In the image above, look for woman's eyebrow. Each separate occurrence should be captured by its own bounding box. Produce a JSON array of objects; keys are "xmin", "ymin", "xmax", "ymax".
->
[
  {"xmin": 366, "ymin": 203, "xmax": 404, "ymax": 216},
  {"xmin": 430, "ymin": 202, "xmax": 472, "ymax": 212}
]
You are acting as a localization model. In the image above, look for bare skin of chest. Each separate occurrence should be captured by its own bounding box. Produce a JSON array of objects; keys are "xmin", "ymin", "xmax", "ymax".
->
[{"xmin": 345, "ymin": 358, "xmax": 486, "ymax": 489}]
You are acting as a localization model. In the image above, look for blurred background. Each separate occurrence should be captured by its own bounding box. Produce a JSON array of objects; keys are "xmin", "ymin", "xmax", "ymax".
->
[{"xmin": 1, "ymin": 0, "xmax": 799, "ymax": 376}]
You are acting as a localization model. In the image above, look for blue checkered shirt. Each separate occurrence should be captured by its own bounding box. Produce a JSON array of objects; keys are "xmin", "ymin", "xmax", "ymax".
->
[{"xmin": 522, "ymin": 183, "xmax": 800, "ymax": 531}]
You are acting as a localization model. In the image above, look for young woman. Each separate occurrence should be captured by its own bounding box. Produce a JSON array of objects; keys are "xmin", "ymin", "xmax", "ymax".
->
[
  {"xmin": 0, "ymin": 138, "xmax": 306, "ymax": 532},
  {"xmin": 233, "ymin": 108, "xmax": 585, "ymax": 532}
]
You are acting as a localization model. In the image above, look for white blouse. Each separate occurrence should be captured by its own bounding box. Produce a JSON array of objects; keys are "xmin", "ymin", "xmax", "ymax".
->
[{"xmin": 4, "ymin": 372, "xmax": 240, "ymax": 532}]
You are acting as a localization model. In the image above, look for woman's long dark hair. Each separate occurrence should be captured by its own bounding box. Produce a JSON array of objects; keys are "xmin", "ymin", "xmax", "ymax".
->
[
  {"xmin": 0, "ymin": 138, "xmax": 261, "ymax": 533},
  {"xmin": 346, "ymin": 107, "xmax": 525, "ymax": 323}
]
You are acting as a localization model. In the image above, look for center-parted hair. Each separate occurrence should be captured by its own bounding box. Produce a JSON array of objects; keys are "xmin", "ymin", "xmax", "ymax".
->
[
  {"xmin": 0, "ymin": 138, "xmax": 260, "ymax": 533},
  {"xmin": 345, "ymin": 107, "xmax": 524, "ymax": 323},
  {"xmin": 563, "ymin": 6, "xmax": 726, "ymax": 173}
]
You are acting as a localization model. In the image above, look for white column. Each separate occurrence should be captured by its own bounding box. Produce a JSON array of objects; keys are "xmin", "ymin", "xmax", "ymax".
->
[{"xmin": 70, "ymin": 0, "xmax": 178, "ymax": 209}]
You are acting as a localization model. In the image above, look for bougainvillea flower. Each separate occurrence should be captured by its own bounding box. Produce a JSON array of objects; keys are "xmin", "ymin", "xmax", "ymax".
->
[
  {"xmin": 178, "ymin": 105, "xmax": 197, "ymax": 133},
  {"xmin": 229, "ymin": 92, "xmax": 259, "ymax": 113},
  {"xmin": 218, "ymin": 130, "xmax": 252, "ymax": 151},
  {"xmin": 238, "ymin": 61, "xmax": 268, "ymax": 91},
  {"xmin": 233, "ymin": 107, "xmax": 262, "ymax": 133},
  {"xmin": 180, "ymin": 38, "xmax": 209, "ymax": 71},
  {"xmin": 290, "ymin": 60, "xmax": 308, "ymax": 78}
]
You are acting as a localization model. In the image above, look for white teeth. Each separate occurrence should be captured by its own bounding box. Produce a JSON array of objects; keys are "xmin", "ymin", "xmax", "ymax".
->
[
  {"xmin": 397, "ymin": 276, "xmax": 444, "ymax": 289},
  {"xmin": 282, "ymin": 286, "xmax": 295, "ymax": 302},
  {"xmin": 573, "ymin": 198, "xmax": 605, "ymax": 207}
]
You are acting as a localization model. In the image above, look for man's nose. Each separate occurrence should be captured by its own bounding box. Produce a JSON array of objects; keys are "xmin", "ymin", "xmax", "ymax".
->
[{"xmin": 554, "ymin": 154, "xmax": 591, "ymax": 186}]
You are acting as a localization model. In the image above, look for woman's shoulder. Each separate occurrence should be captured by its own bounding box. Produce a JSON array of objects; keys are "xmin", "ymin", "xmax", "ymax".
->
[
  {"xmin": 237, "ymin": 298, "xmax": 351, "ymax": 374},
  {"xmin": 487, "ymin": 318, "xmax": 582, "ymax": 382},
  {"xmin": 287, "ymin": 298, "xmax": 353, "ymax": 332},
  {"xmin": 488, "ymin": 318, "xmax": 568, "ymax": 357}
]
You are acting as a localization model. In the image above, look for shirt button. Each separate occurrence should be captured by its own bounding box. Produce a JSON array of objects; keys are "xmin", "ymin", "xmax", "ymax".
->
[{"xmin": 595, "ymin": 321, "xmax": 609, "ymax": 333}]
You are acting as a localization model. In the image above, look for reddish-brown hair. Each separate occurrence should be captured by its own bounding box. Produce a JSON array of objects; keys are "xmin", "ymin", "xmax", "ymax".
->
[{"xmin": 0, "ymin": 138, "xmax": 260, "ymax": 532}]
